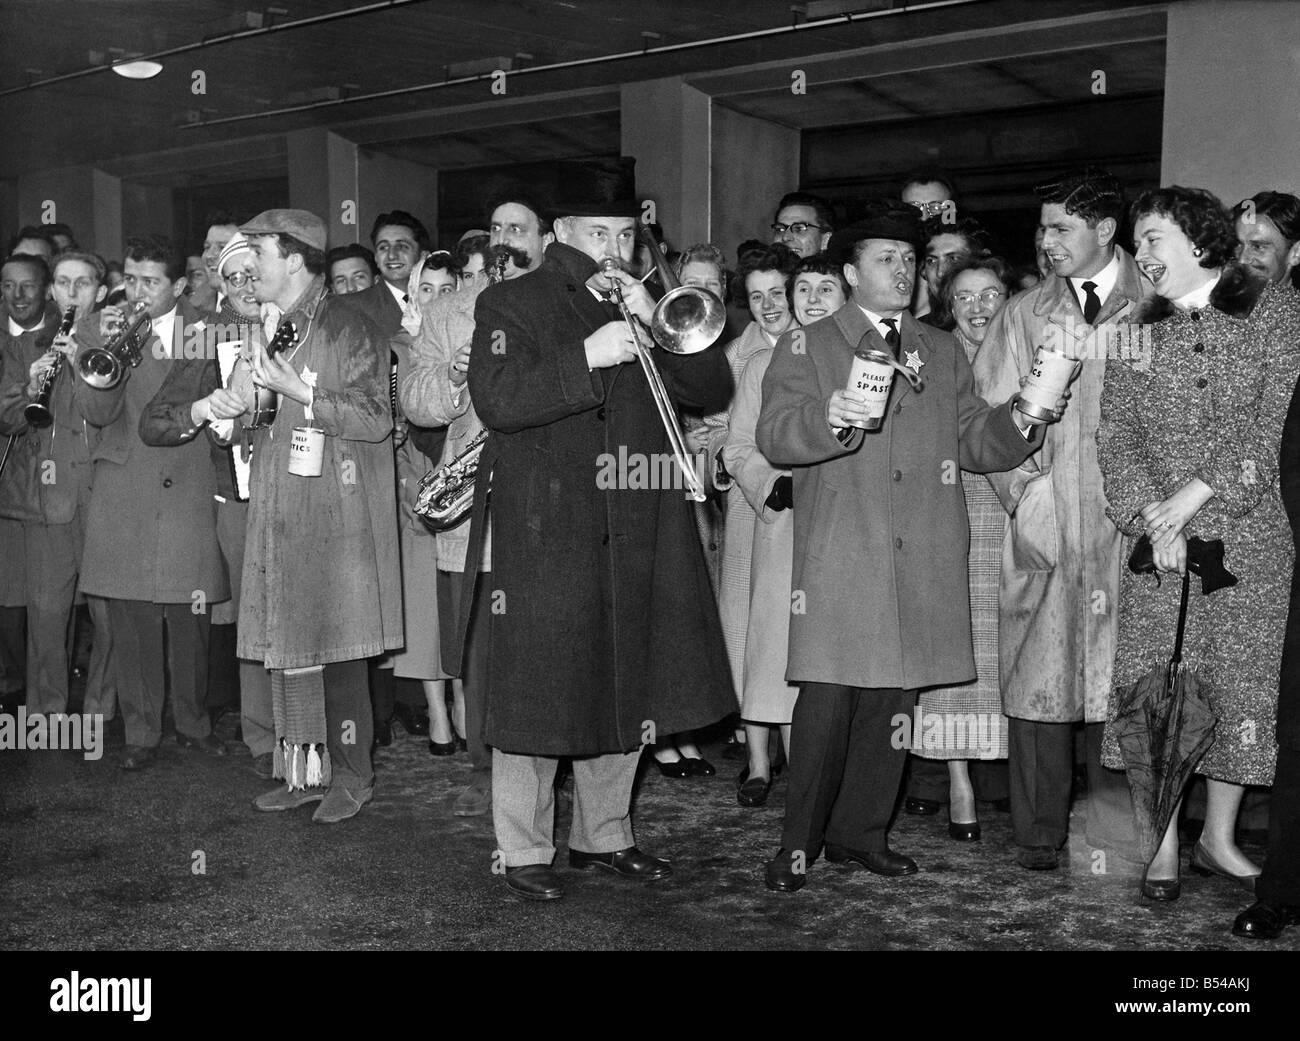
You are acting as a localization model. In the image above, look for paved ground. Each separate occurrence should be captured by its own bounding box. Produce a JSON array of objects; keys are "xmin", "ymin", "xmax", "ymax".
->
[{"xmin": 0, "ymin": 712, "xmax": 1293, "ymax": 952}]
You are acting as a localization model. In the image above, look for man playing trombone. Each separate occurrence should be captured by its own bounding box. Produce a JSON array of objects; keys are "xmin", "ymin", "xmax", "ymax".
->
[{"xmin": 466, "ymin": 165, "xmax": 734, "ymax": 900}]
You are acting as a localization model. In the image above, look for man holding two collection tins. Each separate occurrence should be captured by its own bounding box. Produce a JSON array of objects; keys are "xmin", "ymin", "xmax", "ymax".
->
[{"xmin": 756, "ymin": 199, "xmax": 1073, "ymax": 892}]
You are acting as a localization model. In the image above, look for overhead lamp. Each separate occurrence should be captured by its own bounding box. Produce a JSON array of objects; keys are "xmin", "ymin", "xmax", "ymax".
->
[{"xmin": 111, "ymin": 56, "xmax": 164, "ymax": 79}]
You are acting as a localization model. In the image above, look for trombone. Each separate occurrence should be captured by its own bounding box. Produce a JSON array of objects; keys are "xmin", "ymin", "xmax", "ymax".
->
[{"xmin": 601, "ymin": 224, "xmax": 725, "ymax": 502}]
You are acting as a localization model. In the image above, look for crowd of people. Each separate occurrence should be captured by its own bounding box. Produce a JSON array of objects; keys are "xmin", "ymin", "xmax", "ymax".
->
[{"xmin": 2, "ymin": 159, "xmax": 1300, "ymax": 943}]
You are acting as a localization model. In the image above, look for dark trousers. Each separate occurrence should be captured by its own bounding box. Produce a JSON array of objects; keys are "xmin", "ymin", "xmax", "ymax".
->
[
  {"xmin": 0, "ymin": 604, "xmax": 25, "ymax": 697},
  {"xmin": 368, "ymin": 657, "xmax": 395, "ymax": 728},
  {"xmin": 438, "ymin": 568, "xmax": 491, "ymax": 779},
  {"xmin": 107, "ymin": 598, "xmax": 210, "ymax": 748},
  {"xmin": 1009, "ymin": 717, "xmax": 1136, "ymax": 850},
  {"xmin": 907, "ymin": 755, "xmax": 1010, "ymax": 802},
  {"xmin": 22, "ymin": 519, "xmax": 82, "ymax": 715},
  {"xmin": 781, "ymin": 684, "xmax": 915, "ymax": 856},
  {"xmin": 324, "ymin": 658, "xmax": 374, "ymax": 789},
  {"xmin": 1257, "ymin": 747, "xmax": 1300, "ymax": 906}
]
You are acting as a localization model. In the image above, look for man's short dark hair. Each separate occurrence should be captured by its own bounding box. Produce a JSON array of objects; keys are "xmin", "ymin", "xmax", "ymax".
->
[
  {"xmin": 1234, "ymin": 191, "xmax": 1300, "ymax": 245},
  {"xmin": 370, "ymin": 210, "xmax": 431, "ymax": 252},
  {"xmin": 46, "ymin": 222, "xmax": 77, "ymax": 246},
  {"xmin": 6, "ymin": 225, "xmax": 55, "ymax": 254},
  {"xmin": 124, "ymin": 234, "xmax": 186, "ymax": 282},
  {"xmin": 902, "ymin": 167, "xmax": 957, "ymax": 200},
  {"xmin": 52, "ymin": 249, "xmax": 107, "ymax": 284},
  {"xmin": 774, "ymin": 191, "xmax": 836, "ymax": 233},
  {"xmin": 1036, "ymin": 167, "xmax": 1125, "ymax": 228},
  {"xmin": 924, "ymin": 216, "xmax": 994, "ymax": 256},
  {"xmin": 1131, "ymin": 186, "xmax": 1237, "ymax": 271},
  {"xmin": 2, "ymin": 252, "xmax": 52, "ymax": 287},
  {"xmin": 204, "ymin": 210, "xmax": 241, "ymax": 230},
  {"xmin": 276, "ymin": 233, "xmax": 327, "ymax": 276},
  {"xmin": 326, "ymin": 243, "xmax": 379, "ymax": 277}
]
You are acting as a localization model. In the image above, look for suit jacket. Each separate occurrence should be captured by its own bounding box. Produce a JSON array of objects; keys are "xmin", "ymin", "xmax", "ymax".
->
[
  {"xmin": 757, "ymin": 303, "xmax": 1038, "ymax": 691},
  {"xmin": 74, "ymin": 298, "xmax": 229, "ymax": 605},
  {"xmin": 0, "ymin": 302, "xmax": 97, "ymax": 524},
  {"xmin": 463, "ymin": 240, "xmax": 735, "ymax": 755},
  {"xmin": 971, "ymin": 250, "xmax": 1151, "ymax": 722}
]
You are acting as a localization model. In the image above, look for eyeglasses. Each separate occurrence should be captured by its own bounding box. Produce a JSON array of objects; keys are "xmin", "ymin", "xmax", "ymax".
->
[
  {"xmin": 55, "ymin": 277, "xmax": 97, "ymax": 292},
  {"xmin": 953, "ymin": 289, "xmax": 1005, "ymax": 306},
  {"xmin": 224, "ymin": 271, "xmax": 252, "ymax": 288},
  {"xmin": 771, "ymin": 222, "xmax": 824, "ymax": 236},
  {"xmin": 908, "ymin": 200, "xmax": 949, "ymax": 217}
]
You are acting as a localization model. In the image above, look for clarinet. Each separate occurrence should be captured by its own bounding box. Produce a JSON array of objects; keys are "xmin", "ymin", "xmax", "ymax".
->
[{"xmin": 24, "ymin": 306, "xmax": 77, "ymax": 429}]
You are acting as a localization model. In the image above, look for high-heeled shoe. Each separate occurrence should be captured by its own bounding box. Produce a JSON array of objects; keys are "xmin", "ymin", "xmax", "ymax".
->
[
  {"xmin": 655, "ymin": 758, "xmax": 693, "ymax": 778},
  {"xmin": 948, "ymin": 820, "xmax": 981, "ymax": 842},
  {"xmin": 683, "ymin": 756, "xmax": 715, "ymax": 777},
  {"xmin": 1140, "ymin": 865, "xmax": 1181, "ymax": 902},
  {"xmin": 1189, "ymin": 842, "xmax": 1260, "ymax": 891}
]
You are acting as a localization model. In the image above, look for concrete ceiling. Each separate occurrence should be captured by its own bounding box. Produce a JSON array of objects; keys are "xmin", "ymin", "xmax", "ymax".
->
[{"xmin": 0, "ymin": 0, "xmax": 1171, "ymax": 185}]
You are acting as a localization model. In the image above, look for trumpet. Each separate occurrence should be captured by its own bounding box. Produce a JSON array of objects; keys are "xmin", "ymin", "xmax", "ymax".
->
[
  {"xmin": 77, "ymin": 300, "xmax": 152, "ymax": 389},
  {"xmin": 24, "ymin": 306, "xmax": 77, "ymax": 428},
  {"xmin": 415, "ymin": 429, "xmax": 487, "ymax": 532},
  {"xmin": 602, "ymin": 224, "xmax": 725, "ymax": 502}
]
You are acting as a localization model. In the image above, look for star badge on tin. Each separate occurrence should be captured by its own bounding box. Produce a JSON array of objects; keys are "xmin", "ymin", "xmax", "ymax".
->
[{"xmin": 904, "ymin": 350, "xmax": 924, "ymax": 374}]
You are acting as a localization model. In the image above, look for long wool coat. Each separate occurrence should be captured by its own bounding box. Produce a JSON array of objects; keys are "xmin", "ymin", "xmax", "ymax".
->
[
  {"xmin": 236, "ymin": 280, "xmax": 403, "ymax": 669},
  {"xmin": 464, "ymin": 241, "xmax": 735, "ymax": 756},
  {"xmin": 1278, "ymin": 369, "xmax": 1300, "ymax": 752},
  {"xmin": 971, "ymin": 251, "xmax": 1150, "ymax": 723},
  {"xmin": 1098, "ymin": 270, "xmax": 1300, "ymax": 786},
  {"xmin": 757, "ymin": 305, "xmax": 1038, "ymax": 691},
  {"xmin": 75, "ymin": 298, "xmax": 229, "ymax": 605}
]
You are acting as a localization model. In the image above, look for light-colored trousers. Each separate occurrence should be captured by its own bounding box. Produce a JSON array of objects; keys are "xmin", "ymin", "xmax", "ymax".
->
[{"xmin": 493, "ymin": 748, "xmax": 640, "ymax": 867}]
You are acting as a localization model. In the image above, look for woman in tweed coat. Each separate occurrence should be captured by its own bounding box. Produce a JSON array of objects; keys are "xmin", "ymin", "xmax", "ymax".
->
[
  {"xmin": 1098, "ymin": 187, "xmax": 1300, "ymax": 896},
  {"xmin": 915, "ymin": 258, "xmax": 1016, "ymax": 841}
]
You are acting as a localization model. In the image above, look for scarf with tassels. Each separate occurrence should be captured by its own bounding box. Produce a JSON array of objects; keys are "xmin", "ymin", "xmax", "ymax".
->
[{"xmin": 270, "ymin": 666, "xmax": 330, "ymax": 790}]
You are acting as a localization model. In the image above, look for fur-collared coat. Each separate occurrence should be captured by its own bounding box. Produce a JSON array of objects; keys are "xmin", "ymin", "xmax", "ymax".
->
[{"xmin": 1098, "ymin": 267, "xmax": 1300, "ymax": 784}]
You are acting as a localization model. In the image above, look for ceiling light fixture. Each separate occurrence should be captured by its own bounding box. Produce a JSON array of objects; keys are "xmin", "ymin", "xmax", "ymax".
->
[{"xmin": 112, "ymin": 58, "xmax": 164, "ymax": 79}]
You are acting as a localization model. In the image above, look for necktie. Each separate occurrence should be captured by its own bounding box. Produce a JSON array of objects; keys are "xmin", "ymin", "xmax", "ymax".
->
[
  {"xmin": 260, "ymin": 302, "xmax": 284, "ymax": 344},
  {"xmin": 1080, "ymin": 280, "xmax": 1101, "ymax": 324},
  {"xmin": 881, "ymin": 317, "xmax": 900, "ymax": 356}
]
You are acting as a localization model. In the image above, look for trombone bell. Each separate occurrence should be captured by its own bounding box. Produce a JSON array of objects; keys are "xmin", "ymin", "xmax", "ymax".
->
[{"xmin": 651, "ymin": 285, "xmax": 727, "ymax": 355}]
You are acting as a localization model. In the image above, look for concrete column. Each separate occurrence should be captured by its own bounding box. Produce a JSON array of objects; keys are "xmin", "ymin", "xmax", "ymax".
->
[
  {"xmin": 1162, "ymin": 0, "xmax": 1300, "ymax": 202},
  {"xmin": 15, "ymin": 165, "xmax": 123, "ymax": 257},
  {"xmin": 711, "ymin": 105, "xmax": 800, "ymax": 263},
  {"xmin": 121, "ymin": 183, "xmax": 173, "ymax": 251},
  {"xmin": 287, "ymin": 127, "xmax": 439, "ymax": 250},
  {"xmin": 620, "ymin": 77, "xmax": 712, "ymax": 250}
]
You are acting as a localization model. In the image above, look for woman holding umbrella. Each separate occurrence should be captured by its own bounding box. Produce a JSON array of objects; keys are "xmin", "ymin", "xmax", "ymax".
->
[{"xmin": 1098, "ymin": 186, "xmax": 1300, "ymax": 900}]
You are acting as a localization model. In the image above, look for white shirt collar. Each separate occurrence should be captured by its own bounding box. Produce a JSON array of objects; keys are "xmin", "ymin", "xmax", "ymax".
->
[
  {"xmin": 153, "ymin": 306, "xmax": 179, "ymax": 358},
  {"xmin": 1173, "ymin": 273, "xmax": 1221, "ymax": 313},
  {"xmin": 1069, "ymin": 252, "xmax": 1122, "ymax": 311},
  {"xmin": 384, "ymin": 279, "xmax": 406, "ymax": 307},
  {"xmin": 857, "ymin": 304, "xmax": 904, "ymax": 339},
  {"xmin": 8, "ymin": 313, "xmax": 44, "ymax": 337}
]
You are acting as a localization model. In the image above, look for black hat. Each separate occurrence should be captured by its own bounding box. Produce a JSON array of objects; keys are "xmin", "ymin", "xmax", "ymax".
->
[
  {"xmin": 552, "ymin": 158, "xmax": 640, "ymax": 220},
  {"xmin": 827, "ymin": 200, "xmax": 924, "ymax": 266}
]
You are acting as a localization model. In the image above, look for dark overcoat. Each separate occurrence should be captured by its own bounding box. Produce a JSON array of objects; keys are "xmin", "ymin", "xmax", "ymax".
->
[
  {"xmin": 74, "ymin": 298, "xmax": 229, "ymax": 605},
  {"xmin": 756, "ymin": 304, "xmax": 1039, "ymax": 692},
  {"xmin": 465, "ymin": 241, "xmax": 735, "ymax": 756}
]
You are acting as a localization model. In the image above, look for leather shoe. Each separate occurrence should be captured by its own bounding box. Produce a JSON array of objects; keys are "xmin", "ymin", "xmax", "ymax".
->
[
  {"xmin": 655, "ymin": 758, "xmax": 693, "ymax": 778},
  {"xmin": 569, "ymin": 846, "xmax": 672, "ymax": 880},
  {"xmin": 312, "ymin": 784, "xmax": 373, "ymax": 823},
  {"xmin": 392, "ymin": 701, "xmax": 429, "ymax": 736},
  {"xmin": 684, "ymin": 756, "xmax": 716, "ymax": 777},
  {"xmin": 824, "ymin": 842, "xmax": 918, "ymax": 876},
  {"xmin": 1015, "ymin": 845, "xmax": 1059, "ymax": 871},
  {"xmin": 373, "ymin": 719, "xmax": 393, "ymax": 748},
  {"xmin": 948, "ymin": 820, "xmax": 981, "ymax": 842},
  {"xmin": 765, "ymin": 848, "xmax": 806, "ymax": 892},
  {"xmin": 177, "ymin": 732, "xmax": 227, "ymax": 756},
  {"xmin": 505, "ymin": 864, "xmax": 564, "ymax": 901},
  {"xmin": 1232, "ymin": 900, "xmax": 1299, "ymax": 940},
  {"xmin": 904, "ymin": 796, "xmax": 941, "ymax": 816},
  {"xmin": 452, "ymin": 782, "xmax": 491, "ymax": 817},
  {"xmin": 120, "ymin": 745, "xmax": 156, "ymax": 771},
  {"xmin": 251, "ymin": 752, "xmax": 275, "ymax": 780},
  {"xmin": 1141, "ymin": 866, "xmax": 1181, "ymax": 902},
  {"xmin": 254, "ymin": 785, "xmax": 324, "ymax": 811},
  {"xmin": 989, "ymin": 797, "xmax": 1012, "ymax": 813},
  {"xmin": 1190, "ymin": 842, "xmax": 1260, "ymax": 892},
  {"xmin": 737, "ymin": 774, "xmax": 772, "ymax": 807},
  {"xmin": 427, "ymin": 738, "xmax": 457, "ymax": 756}
]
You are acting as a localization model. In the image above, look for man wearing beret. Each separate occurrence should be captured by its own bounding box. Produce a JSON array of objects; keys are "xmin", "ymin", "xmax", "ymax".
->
[
  {"xmin": 235, "ymin": 208, "xmax": 403, "ymax": 823},
  {"xmin": 756, "ymin": 200, "xmax": 1071, "ymax": 891},
  {"xmin": 466, "ymin": 165, "xmax": 735, "ymax": 900}
]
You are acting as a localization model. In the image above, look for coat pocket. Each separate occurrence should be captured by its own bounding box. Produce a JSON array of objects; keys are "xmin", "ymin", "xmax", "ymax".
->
[{"xmin": 1009, "ymin": 473, "xmax": 1059, "ymax": 571}]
